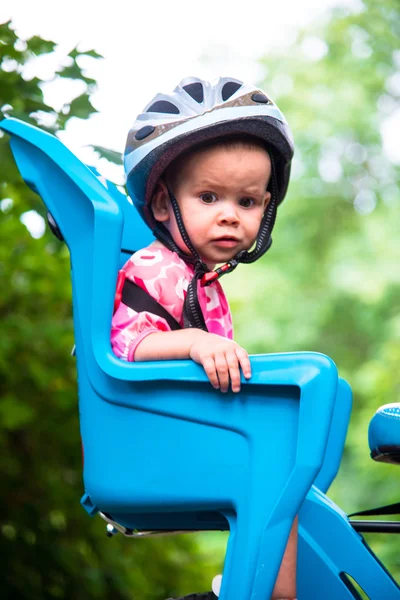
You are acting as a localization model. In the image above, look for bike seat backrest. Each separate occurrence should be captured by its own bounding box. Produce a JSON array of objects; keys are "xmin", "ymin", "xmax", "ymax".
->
[
  {"xmin": 0, "ymin": 117, "xmax": 154, "ymax": 363},
  {"xmin": 86, "ymin": 167, "xmax": 155, "ymax": 266}
]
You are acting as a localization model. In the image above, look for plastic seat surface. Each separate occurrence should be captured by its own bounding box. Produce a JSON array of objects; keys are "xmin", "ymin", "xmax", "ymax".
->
[{"xmin": 1, "ymin": 117, "xmax": 349, "ymax": 600}]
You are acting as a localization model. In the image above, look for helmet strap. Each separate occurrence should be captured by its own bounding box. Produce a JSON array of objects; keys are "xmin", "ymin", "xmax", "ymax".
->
[
  {"xmin": 152, "ymin": 187, "xmax": 210, "ymax": 331},
  {"xmin": 234, "ymin": 151, "xmax": 278, "ymax": 265}
]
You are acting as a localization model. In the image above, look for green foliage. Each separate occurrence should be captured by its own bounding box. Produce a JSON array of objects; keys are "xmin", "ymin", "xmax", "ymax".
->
[
  {"xmin": 0, "ymin": 19, "xmax": 216, "ymax": 600},
  {"xmin": 0, "ymin": 20, "xmax": 98, "ymax": 131}
]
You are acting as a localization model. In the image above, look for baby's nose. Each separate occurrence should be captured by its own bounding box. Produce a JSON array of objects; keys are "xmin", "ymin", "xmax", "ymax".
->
[{"xmin": 219, "ymin": 204, "xmax": 239, "ymax": 223}]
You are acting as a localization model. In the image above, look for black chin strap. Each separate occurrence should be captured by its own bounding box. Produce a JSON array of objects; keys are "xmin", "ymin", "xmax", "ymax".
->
[
  {"xmin": 152, "ymin": 153, "xmax": 279, "ymax": 331},
  {"xmin": 153, "ymin": 217, "xmax": 209, "ymax": 330}
]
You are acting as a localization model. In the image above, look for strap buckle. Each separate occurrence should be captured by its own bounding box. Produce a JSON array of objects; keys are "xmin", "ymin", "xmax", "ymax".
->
[{"xmin": 200, "ymin": 260, "xmax": 239, "ymax": 287}]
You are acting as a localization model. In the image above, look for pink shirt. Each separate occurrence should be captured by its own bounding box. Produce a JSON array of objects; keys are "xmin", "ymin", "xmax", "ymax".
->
[{"xmin": 111, "ymin": 241, "xmax": 233, "ymax": 361}]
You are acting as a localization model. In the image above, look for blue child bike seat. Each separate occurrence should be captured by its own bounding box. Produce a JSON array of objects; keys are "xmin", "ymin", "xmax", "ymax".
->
[{"xmin": 5, "ymin": 116, "xmax": 390, "ymax": 600}]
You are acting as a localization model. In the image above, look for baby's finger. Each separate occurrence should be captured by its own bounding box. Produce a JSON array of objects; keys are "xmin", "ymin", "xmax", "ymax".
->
[
  {"xmin": 235, "ymin": 347, "xmax": 251, "ymax": 379},
  {"xmin": 214, "ymin": 353, "xmax": 230, "ymax": 393},
  {"xmin": 202, "ymin": 356, "xmax": 220, "ymax": 389},
  {"xmin": 226, "ymin": 350, "xmax": 241, "ymax": 393}
]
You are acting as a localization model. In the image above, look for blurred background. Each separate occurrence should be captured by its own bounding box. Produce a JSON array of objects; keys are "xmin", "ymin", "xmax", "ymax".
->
[{"xmin": 0, "ymin": 0, "xmax": 399, "ymax": 598}]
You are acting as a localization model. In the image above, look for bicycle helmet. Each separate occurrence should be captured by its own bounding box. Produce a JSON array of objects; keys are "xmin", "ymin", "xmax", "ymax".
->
[{"xmin": 124, "ymin": 76, "xmax": 294, "ymax": 330}]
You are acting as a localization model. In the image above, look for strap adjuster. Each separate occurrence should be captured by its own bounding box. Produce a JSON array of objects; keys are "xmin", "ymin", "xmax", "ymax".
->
[{"xmin": 200, "ymin": 260, "xmax": 239, "ymax": 287}]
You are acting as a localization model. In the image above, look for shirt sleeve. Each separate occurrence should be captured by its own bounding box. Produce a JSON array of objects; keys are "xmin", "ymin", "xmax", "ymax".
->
[{"xmin": 111, "ymin": 303, "xmax": 171, "ymax": 362}]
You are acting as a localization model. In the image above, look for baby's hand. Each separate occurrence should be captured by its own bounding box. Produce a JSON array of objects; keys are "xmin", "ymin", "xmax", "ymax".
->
[{"xmin": 189, "ymin": 332, "xmax": 251, "ymax": 393}]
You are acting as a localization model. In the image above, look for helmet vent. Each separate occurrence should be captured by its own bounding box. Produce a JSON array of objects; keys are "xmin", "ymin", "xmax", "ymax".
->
[
  {"xmin": 183, "ymin": 82, "xmax": 204, "ymax": 103},
  {"xmin": 147, "ymin": 100, "xmax": 180, "ymax": 114},
  {"xmin": 251, "ymin": 93, "xmax": 271, "ymax": 104},
  {"xmin": 221, "ymin": 81, "xmax": 242, "ymax": 101},
  {"xmin": 135, "ymin": 125, "xmax": 155, "ymax": 141}
]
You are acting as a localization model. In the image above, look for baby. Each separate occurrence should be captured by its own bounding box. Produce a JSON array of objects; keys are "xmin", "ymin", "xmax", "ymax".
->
[{"xmin": 112, "ymin": 77, "xmax": 296, "ymax": 600}]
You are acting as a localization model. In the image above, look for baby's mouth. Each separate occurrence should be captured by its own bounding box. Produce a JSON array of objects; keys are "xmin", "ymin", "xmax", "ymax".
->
[
  {"xmin": 212, "ymin": 236, "xmax": 240, "ymax": 247},
  {"xmin": 213, "ymin": 234, "xmax": 240, "ymax": 241}
]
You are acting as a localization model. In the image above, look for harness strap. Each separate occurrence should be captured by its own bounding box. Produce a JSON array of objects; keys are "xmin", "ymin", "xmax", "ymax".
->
[{"xmin": 114, "ymin": 270, "xmax": 182, "ymax": 331}]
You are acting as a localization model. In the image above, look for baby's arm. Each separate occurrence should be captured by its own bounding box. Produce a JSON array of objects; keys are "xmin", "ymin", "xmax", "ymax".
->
[{"xmin": 134, "ymin": 329, "xmax": 251, "ymax": 393}]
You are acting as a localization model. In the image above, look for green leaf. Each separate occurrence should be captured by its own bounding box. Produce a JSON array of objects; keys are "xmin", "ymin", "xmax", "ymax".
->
[
  {"xmin": 26, "ymin": 35, "xmax": 56, "ymax": 56},
  {"xmin": 91, "ymin": 145, "xmax": 123, "ymax": 165},
  {"xmin": 0, "ymin": 20, "xmax": 18, "ymax": 47},
  {"xmin": 55, "ymin": 62, "xmax": 95, "ymax": 85},
  {"xmin": 67, "ymin": 92, "xmax": 97, "ymax": 119},
  {"xmin": 68, "ymin": 46, "xmax": 103, "ymax": 60}
]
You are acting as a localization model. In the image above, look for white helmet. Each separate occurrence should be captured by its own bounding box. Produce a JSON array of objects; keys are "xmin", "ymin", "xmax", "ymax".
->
[{"xmin": 125, "ymin": 76, "xmax": 294, "ymax": 229}]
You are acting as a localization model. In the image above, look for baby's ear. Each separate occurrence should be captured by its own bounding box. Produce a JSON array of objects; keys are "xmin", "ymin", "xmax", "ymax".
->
[
  {"xmin": 263, "ymin": 191, "xmax": 272, "ymax": 211},
  {"xmin": 151, "ymin": 180, "xmax": 170, "ymax": 222}
]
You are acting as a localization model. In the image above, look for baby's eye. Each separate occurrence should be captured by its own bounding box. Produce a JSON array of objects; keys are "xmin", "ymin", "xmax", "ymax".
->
[
  {"xmin": 200, "ymin": 192, "xmax": 218, "ymax": 204},
  {"xmin": 239, "ymin": 197, "xmax": 256, "ymax": 208}
]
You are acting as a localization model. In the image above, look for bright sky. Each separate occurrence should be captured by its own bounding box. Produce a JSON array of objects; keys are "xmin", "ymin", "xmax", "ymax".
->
[{"xmin": 2, "ymin": 0, "xmax": 351, "ymax": 166}]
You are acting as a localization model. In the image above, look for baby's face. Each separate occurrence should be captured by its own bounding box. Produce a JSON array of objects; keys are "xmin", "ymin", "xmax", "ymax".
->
[{"xmin": 154, "ymin": 144, "xmax": 272, "ymax": 269}]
